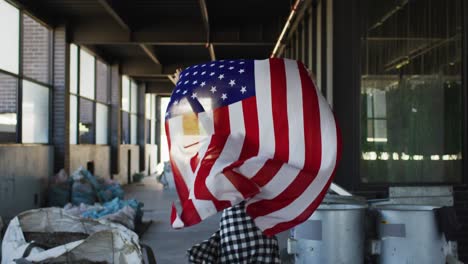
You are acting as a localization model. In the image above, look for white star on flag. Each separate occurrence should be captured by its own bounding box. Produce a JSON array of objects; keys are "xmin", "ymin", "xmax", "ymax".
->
[
  {"xmin": 201, "ymin": 71, "xmax": 206, "ymax": 75},
  {"xmin": 193, "ymin": 80, "xmax": 198, "ymax": 85},
  {"xmin": 240, "ymin": 86, "xmax": 247, "ymax": 94},
  {"xmin": 219, "ymin": 65, "xmax": 225, "ymax": 68},
  {"xmin": 184, "ymin": 80, "xmax": 189, "ymax": 84},
  {"xmin": 229, "ymin": 66, "xmax": 234, "ymax": 70},
  {"xmin": 193, "ymin": 71, "xmax": 198, "ymax": 75},
  {"xmin": 210, "ymin": 63, "xmax": 215, "ymax": 67},
  {"xmin": 182, "ymin": 90, "xmax": 187, "ymax": 94},
  {"xmin": 229, "ymin": 80, "xmax": 236, "ymax": 87},
  {"xmin": 200, "ymin": 81, "xmax": 206, "ymax": 87},
  {"xmin": 210, "ymin": 86, "xmax": 217, "ymax": 93},
  {"xmin": 218, "ymin": 74, "xmax": 224, "ymax": 80},
  {"xmin": 221, "ymin": 93, "xmax": 227, "ymax": 100},
  {"xmin": 176, "ymin": 89, "xmax": 180, "ymax": 93},
  {"xmin": 210, "ymin": 72, "xmax": 215, "ymax": 76},
  {"xmin": 191, "ymin": 92, "xmax": 197, "ymax": 99},
  {"xmin": 239, "ymin": 69, "xmax": 245, "ymax": 74}
]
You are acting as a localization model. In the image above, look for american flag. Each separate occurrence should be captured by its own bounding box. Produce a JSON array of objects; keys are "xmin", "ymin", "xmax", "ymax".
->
[{"xmin": 165, "ymin": 58, "xmax": 341, "ymax": 236}]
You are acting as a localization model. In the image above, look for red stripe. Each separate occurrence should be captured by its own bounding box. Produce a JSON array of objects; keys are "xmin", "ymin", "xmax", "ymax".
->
[
  {"xmin": 239, "ymin": 96, "xmax": 259, "ymax": 160},
  {"xmin": 269, "ymin": 58, "xmax": 289, "ymax": 162},
  {"xmin": 246, "ymin": 61, "xmax": 323, "ymax": 219},
  {"xmin": 190, "ymin": 153, "xmax": 199, "ymax": 173},
  {"xmin": 165, "ymin": 121, "xmax": 189, "ymax": 204},
  {"xmin": 193, "ymin": 106, "xmax": 231, "ymax": 211},
  {"xmin": 180, "ymin": 199, "xmax": 202, "ymax": 226},
  {"xmin": 262, "ymin": 117, "xmax": 342, "ymax": 236},
  {"xmin": 250, "ymin": 159, "xmax": 283, "ymax": 187},
  {"xmin": 223, "ymin": 169, "xmax": 260, "ymax": 199},
  {"xmin": 298, "ymin": 62, "xmax": 322, "ymax": 173}
]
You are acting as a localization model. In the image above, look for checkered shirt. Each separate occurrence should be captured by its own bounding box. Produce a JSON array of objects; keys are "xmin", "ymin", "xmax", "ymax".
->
[{"xmin": 188, "ymin": 202, "xmax": 281, "ymax": 264}]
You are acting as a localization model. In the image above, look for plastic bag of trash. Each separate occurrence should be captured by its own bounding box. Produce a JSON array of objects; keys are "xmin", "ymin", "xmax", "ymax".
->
[
  {"xmin": 48, "ymin": 169, "xmax": 72, "ymax": 207},
  {"xmin": 1, "ymin": 208, "xmax": 142, "ymax": 264}
]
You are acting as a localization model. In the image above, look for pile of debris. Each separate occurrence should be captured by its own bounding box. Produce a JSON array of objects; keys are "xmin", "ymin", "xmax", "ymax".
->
[{"xmin": 48, "ymin": 167, "xmax": 143, "ymax": 231}]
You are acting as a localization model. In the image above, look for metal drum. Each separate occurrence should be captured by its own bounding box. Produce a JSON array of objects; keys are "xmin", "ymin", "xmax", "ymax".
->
[
  {"xmin": 289, "ymin": 196, "xmax": 367, "ymax": 264},
  {"xmin": 374, "ymin": 204, "xmax": 446, "ymax": 264}
]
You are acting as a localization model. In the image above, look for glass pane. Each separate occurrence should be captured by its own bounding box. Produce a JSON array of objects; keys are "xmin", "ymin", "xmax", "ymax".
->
[
  {"xmin": 79, "ymin": 98, "xmax": 95, "ymax": 144},
  {"xmin": 360, "ymin": 0, "xmax": 463, "ymax": 183},
  {"xmin": 131, "ymin": 113, "xmax": 137, "ymax": 144},
  {"xmin": 146, "ymin": 94, "xmax": 151, "ymax": 119},
  {"xmin": 69, "ymin": 95, "xmax": 77, "ymax": 144},
  {"xmin": 151, "ymin": 95, "xmax": 156, "ymax": 120},
  {"xmin": 96, "ymin": 59, "xmax": 108, "ymax": 103},
  {"xmin": 22, "ymin": 14, "xmax": 50, "ymax": 84},
  {"xmin": 151, "ymin": 119, "xmax": 156, "ymax": 145},
  {"xmin": 121, "ymin": 111, "xmax": 130, "ymax": 144},
  {"xmin": 96, "ymin": 103, "xmax": 108, "ymax": 144},
  {"xmin": 79, "ymin": 48, "xmax": 95, "ymax": 99},
  {"xmin": 22, "ymin": 80, "xmax": 49, "ymax": 143},
  {"xmin": 146, "ymin": 119, "xmax": 151, "ymax": 144},
  {"xmin": 0, "ymin": 0, "xmax": 19, "ymax": 74},
  {"xmin": 130, "ymin": 81, "xmax": 138, "ymax": 114},
  {"xmin": 0, "ymin": 73, "xmax": 17, "ymax": 142},
  {"xmin": 70, "ymin": 44, "xmax": 78, "ymax": 94},
  {"xmin": 122, "ymin": 75, "xmax": 130, "ymax": 111},
  {"xmin": 160, "ymin": 97, "xmax": 170, "ymax": 162}
]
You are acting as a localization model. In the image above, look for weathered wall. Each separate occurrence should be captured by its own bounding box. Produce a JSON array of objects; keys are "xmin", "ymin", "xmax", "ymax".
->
[
  {"xmin": 0, "ymin": 145, "xmax": 53, "ymax": 219},
  {"xmin": 114, "ymin": 145, "xmax": 140, "ymax": 184},
  {"xmin": 69, "ymin": 145, "xmax": 111, "ymax": 178},
  {"xmin": 144, "ymin": 144, "xmax": 158, "ymax": 175}
]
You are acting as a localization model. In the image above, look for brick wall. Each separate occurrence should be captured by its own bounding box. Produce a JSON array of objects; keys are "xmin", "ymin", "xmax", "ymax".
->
[
  {"xmin": 96, "ymin": 60, "xmax": 108, "ymax": 104},
  {"xmin": 22, "ymin": 15, "xmax": 50, "ymax": 84},
  {"xmin": 52, "ymin": 26, "xmax": 68, "ymax": 172}
]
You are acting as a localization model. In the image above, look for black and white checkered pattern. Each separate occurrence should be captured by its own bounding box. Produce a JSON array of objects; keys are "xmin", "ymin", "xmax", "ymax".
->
[{"xmin": 188, "ymin": 202, "xmax": 280, "ymax": 264}]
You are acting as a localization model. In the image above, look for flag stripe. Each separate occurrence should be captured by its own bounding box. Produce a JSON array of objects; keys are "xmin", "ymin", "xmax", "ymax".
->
[
  {"xmin": 252, "ymin": 84, "xmax": 338, "ymax": 232},
  {"xmin": 263, "ymin": 120, "xmax": 341, "ymax": 236},
  {"xmin": 254, "ymin": 59, "xmax": 275, "ymax": 159},
  {"xmin": 269, "ymin": 59, "xmax": 289, "ymax": 162},
  {"xmin": 193, "ymin": 106, "xmax": 231, "ymax": 210},
  {"xmin": 298, "ymin": 62, "xmax": 322, "ymax": 173},
  {"xmin": 285, "ymin": 59, "xmax": 306, "ymax": 168}
]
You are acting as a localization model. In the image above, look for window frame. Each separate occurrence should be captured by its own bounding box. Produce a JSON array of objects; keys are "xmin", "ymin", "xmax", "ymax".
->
[
  {"xmin": 69, "ymin": 45, "xmax": 111, "ymax": 145},
  {"xmin": 0, "ymin": 4, "xmax": 53, "ymax": 145},
  {"xmin": 332, "ymin": 0, "xmax": 468, "ymax": 193}
]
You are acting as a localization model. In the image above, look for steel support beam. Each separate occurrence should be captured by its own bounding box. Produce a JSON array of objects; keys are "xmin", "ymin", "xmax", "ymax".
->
[
  {"xmin": 139, "ymin": 44, "xmax": 161, "ymax": 65},
  {"xmin": 199, "ymin": 0, "xmax": 216, "ymax": 60},
  {"xmin": 97, "ymin": 0, "xmax": 131, "ymax": 32}
]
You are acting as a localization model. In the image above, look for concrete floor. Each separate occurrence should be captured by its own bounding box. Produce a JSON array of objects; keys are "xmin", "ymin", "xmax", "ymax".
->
[
  {"xmin": 124, "ymin": 176, "xmax": 290, "ymax": 264},
  {"xmin": 124, "ymin": 177, "xmax": 221, "ymax": 264}
]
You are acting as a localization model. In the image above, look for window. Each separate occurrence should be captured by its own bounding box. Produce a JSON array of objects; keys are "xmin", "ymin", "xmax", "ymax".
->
[
  {"xmin": 145, "ymin": 94, "xmax": 156, "ymax": 144},
  {"xmin": 360, "ymin": 0, "xmax": 463, "ymax": 183},
  {"xmin": 159, "ymin": 96, "xmax": 170, "ymax": 162},
  {"xmin": 121, "ymin": 76, "xmax": 139, "ymax": 145},
  {"xmin": 69, "ymin": 44, "xmax": 110, "ymax": 145},
  {"xmin": 0, "ymin": 73, "xmax": 18, "ymax": 142},
  {"xmin": 0, "ymin": 0, "xmax": 19, "ymax": 74},
  {"xmin": 0, "ymin": 1, "xmax": 51, "ymax": 144},
  {"xmin": 22, "ymin": 80, "xmax": 49, "ymax": 143}
]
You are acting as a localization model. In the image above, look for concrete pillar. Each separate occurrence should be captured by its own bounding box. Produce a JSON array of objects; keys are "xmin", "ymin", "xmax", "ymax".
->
[
  {"xmin": 52, "ymin": 25, "xmax": 69, "ymax": 173},
  {"xmin": 110, "ymin": 64, "xmax": 121, "ymax": 175}
]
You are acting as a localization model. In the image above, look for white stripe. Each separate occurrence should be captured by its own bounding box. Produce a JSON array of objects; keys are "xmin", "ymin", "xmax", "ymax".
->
[
  {"xmin": 234, "ymin": 157, "xmax": 267, "ymax": 179},
  {"xmin": 246, "ymin": 163, "xmax": 300, "ymax": 201},
  {"xmin": 254, "ymin": 59, "xmax": 275, "ymax": 159},
  {"xmin": 284, "ymin": 59, "xmax": 305, "ymax": 169},
  {"xmin": 192, "ymin": 199, "xmax": 217, "ymax": 220},
  {"xmin": 202, "ymin": 101, "xmax": 246, "ymax": 203},
  {"xmin": 168, "ymin": 116, "xmax": 194, "ymax": 187},
  {"xmin": 252, "ymin": 89, "xmax": 337, "ymax": 230}
]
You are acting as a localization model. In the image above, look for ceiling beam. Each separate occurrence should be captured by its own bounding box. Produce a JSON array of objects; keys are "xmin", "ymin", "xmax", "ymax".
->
[
  {"xmin": 97, "ymin": 0, "xmax": 131, "ymax": 32},
  {"xmin": 139, "ymin": 44, "xmax": 161, "ymax": 65},
  {"xmin": 199, "ymin": 0, "xmax": 215, "ymax": 60}
]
